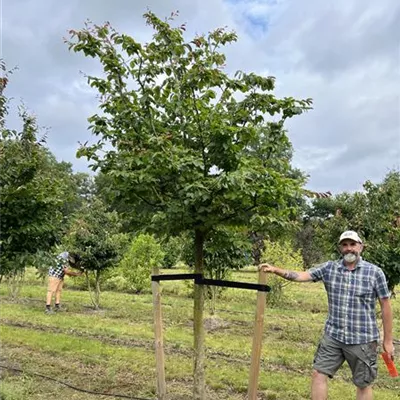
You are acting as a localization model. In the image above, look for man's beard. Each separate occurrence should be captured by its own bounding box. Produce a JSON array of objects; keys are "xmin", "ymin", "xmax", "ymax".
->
[{"xmin": 343, "ymin": 253, "xmax": 358, "ymax": 263}]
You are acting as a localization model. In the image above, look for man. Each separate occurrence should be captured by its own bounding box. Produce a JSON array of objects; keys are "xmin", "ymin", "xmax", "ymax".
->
[
  {"xmin": 259, "ymin": 230, "xmax": 394, "ymax": 400},
  {"xmin": 45, "ymin": 251, "xmax": 83, "ymax": 314}
]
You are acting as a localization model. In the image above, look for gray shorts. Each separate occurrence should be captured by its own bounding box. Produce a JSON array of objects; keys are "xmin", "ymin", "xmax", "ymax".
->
[{"xmin": 313, "ymin": 334, "xmax": 378, "ymax": 388}]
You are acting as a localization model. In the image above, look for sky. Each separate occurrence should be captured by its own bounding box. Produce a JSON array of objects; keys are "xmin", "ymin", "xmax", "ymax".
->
[{"xmin": 2, "ymin": 0, "xmax": 399, "ymax": 194}]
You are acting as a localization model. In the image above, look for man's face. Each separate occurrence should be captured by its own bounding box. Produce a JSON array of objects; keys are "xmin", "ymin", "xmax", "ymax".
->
[{"xmin": 339, "ymin": 239, "xmax": 363, "ymax": 258}]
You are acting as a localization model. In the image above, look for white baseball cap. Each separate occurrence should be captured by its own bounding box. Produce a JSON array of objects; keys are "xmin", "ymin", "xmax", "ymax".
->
[
  {"xmin": 58, "ymin": 251, "xmax": 69, "ymax": 260},
  {"xmin": 339, "ymin": 230, "xmax": 363, "ymax": 244}
]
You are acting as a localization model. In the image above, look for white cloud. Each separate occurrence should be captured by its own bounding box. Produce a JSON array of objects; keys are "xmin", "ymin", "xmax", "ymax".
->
[
  {"xmin": 293, "ymin": 145, "xmax": 347, "ymax": 171},
  {"xmin": 3, "ymin": 0, "xmax": 400, "ymax": 191}
]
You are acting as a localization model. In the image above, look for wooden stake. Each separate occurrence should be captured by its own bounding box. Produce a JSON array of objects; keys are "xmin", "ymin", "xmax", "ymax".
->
[
  {"xmin": 247, "ymin": 270, "xmax": 267, "ymax": 400},
  {"xmin": 152, "ymin": 267, "xmax": 166, "ymax": 399}
]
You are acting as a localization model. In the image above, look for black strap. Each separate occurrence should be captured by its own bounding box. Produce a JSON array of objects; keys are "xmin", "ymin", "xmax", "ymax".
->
[
  {"xmin": 151, "ymin": 273, "xmax": 201, "ymax": 282},
  {"xmin": 197, "ymin": 277, "xmax": 270, "ymax": 292},
  {"xmin": 151, "ymin": 273, "xmax": 270, "ymax": 292}
]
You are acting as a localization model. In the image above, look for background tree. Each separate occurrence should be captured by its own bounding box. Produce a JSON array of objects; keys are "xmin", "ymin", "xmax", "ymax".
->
[
  {"xmin": 95, "ymin": 171, "xmax": 137, "ymax": 232},
  {"xmin": 302, "ymin": 171, "xmax": 400, "ymax": 292},
  {"xmin": 294, "ymin": 222, "xmax": 325, "ymax": 268},
  {"xmin": 160, "ymin": 234, "xmax": 186, "ymax": 269},
  {"xmin": 0, "ymin": 66, "xmax": 81, "ymax": 293},
  {"xmin": 57, "ymin": 165, "xmax": 96, "ymax": 216},
  {"xmin": 360, "ymin": 172, "xmax": 400, "ymax": 292},
  {"xmin": 62, "ymin": 198, "xmax": 126, "ymax": 308},
  {"xmin": 67, "ymin": 12, "xmax": 312, "ymax": 398}
]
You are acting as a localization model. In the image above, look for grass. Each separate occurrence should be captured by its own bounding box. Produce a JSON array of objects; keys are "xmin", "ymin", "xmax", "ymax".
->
[{"xmin": 0, "ymin": 268, "xmax": 399, "ymax": 399}]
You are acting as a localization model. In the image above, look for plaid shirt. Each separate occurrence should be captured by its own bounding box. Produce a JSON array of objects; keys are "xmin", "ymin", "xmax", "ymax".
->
[
  {"xmin": 308, "ymin": 258, "xmax": 390, "ymax": 345},
  {"xmin": 48, "ymin": 252, "xmax": 69, "ymax": 279}
]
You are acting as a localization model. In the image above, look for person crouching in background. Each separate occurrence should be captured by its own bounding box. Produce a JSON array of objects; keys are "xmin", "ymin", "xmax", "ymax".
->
[{"xmin": 45, "ymin": 251, "xmax": 83, "ymax": 314}]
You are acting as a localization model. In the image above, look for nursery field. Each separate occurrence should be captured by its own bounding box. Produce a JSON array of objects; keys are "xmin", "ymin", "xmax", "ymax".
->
[{"xmin": 0, "ymin": 268, "xmax": 399, "ymax": 400}]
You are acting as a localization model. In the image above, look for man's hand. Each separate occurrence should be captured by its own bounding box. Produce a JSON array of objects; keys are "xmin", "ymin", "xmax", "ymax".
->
[
  {"xmin": 383, "ymin": 340, "xmax": 395, "ymax": 360},
  {"xmin": 258, "ymin": 263, "xmax": 276, "ymax": 273}
]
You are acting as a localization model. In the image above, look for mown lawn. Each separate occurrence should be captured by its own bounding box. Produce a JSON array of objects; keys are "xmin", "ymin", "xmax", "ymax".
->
[{"xmin": 0, "ymin": 268, "xmax": 399, "ymax": 399}]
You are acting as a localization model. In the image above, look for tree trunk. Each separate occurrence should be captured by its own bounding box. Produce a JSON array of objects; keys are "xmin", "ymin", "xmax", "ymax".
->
[
  {"xmin": 94, "ymin": 270, "xmax": 101, "ymax": 309},
  {"xmin": 86, "ymin": 271, "xmax": 97, "ymax": 309},
  {"xmin": 209, "ymin": 287, "xmax": 216, "ymax": 316},
  {"xmin": 193, "ymin": 229, "xmax": 206, "ymax": 400},
  {"xmin": 8, "ymin": 267, "xmax": 24, "ymax": 300}
]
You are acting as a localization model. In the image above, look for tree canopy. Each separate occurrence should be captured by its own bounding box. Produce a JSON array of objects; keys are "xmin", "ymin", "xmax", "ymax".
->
[
  {"xmin": 0, "ymin": 65, "xmax": 82, "ymax": 276},
  {"xmin": 68, "ymin": 12, "xmax": 312, "ymax": 239},
  {"xmin": 299, "ymin": 171, "xmax": 400, "ymax": 292}
]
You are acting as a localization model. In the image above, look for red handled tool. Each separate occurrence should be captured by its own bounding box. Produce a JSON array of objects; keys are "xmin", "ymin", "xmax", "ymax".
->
[{"xmin": 381, "ymin": 352, "xmax": 398, "ymax": 377}]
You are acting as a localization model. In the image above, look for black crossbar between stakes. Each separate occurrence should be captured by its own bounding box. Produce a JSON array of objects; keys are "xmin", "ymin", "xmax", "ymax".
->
[
  {"xmin": 151, "ymin": 273, "xmax": 271, "ymax": 292},
  {"xmin": 151, "ymin": 273, "xmax": 200, "ymax": 282},
  {"xmin": 199, "ymin": 277, "xmax": 270, "ymax": 292}
]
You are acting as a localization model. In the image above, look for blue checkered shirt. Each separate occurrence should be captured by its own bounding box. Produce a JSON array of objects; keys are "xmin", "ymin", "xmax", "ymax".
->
[
  {"xmin": 308, "ymin": 258, "xmax": 390, "ymax": 345},
  {"xmin": 48, "ymin": 252, "xmax": 69, "ymax": 279}
]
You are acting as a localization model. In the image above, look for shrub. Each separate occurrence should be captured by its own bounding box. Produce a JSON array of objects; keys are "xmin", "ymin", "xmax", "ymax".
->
[
  {"xmin": 161, "ymin": 234, "xmax": 186, "ymax": 268},
  {"xmin": 119, "ymin": 234, "xmax": 165, "ymax": 293},
  {"xmin": 103, "ymin": 274, "xmax": 129, "ymax": 292},
  {"xmin": 261, "ymin": 239, "xmax": 303, "ymax": 307}
]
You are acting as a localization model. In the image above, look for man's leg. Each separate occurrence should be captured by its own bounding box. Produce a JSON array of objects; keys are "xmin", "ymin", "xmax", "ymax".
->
[
  {"xmin": 356, "ymin": 386, "xmax": 373, "ymax": 400},
  {"xmin": 344, "ymin": 341, "xmax": 377, "ymax": 400},
  {"xmin": 54, "ymin": 278, "xmax": 64, "ymax": 309},
  {"xmin": 312, "ymin": 335, "xmax": 345, "ymax": 400},
  {"xmin": 45, "ymin": 289, "xmax": 53, "ymax": 306},
  {"xmin": 311, "ymin": 370, "xmax": 328, "ymax": 400},
  {"xmin": 46, "ymin": 277, "xmax": 58, "ymax": 306}
]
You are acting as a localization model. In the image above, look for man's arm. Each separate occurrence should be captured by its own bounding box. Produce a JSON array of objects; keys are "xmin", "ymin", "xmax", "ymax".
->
[
  {"xmin": 63, "ymin": 267, "xmax": 83, "ymax": 277},
  {"xmin": 379, "ymin": 297, "xmax": 394, "ymax": 359},
  {"xmin": 259, "ymin": 263, "xmax": 313, "ymax": 282}
]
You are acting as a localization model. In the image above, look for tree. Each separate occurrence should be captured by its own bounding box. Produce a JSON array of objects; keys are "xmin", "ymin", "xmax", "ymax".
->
[
  {"xmin": 160, "ymin": 234, "xmax": 186, "ymax": 269},
  {"xmin": 66, "ymin": 12, "xmax": 312, "ymax": 398},
  {"xmin": 294, "ymin": 222, "xmax": 326, "ymax": 268},
  {"xmin": 56, "ymin": 164, "xmax": 96, "ymax": 216},
  {"xmin": 62, "ymin": 198, "xmax": 125, "ymax": 308},
  {"xmin": 360, "ymin": 172, "xmax": 400, "ymax": 293},
  {"xmin": 119, "ymin": 233, "xmax": 165, "ymax": 293},
  {"xmin": 304, "ymin": 171, "xmax": 400, "ymax": 292},
  {"xmin": 0, "ymin": 64, "xmax": 78, "ymax": 290},
  {"xmin": 95, "ymin": 171, "xmax": 140, "ymax": 232}
]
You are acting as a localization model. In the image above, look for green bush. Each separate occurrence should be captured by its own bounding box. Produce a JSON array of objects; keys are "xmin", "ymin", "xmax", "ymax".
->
[
  {"xmin": 161, "ymin": 235, "xmax": 186, "ymax": 268},
  {"xmin": 119, "ymin": 234, "xmax": 165, "ymax": 293},
  {"xmin": 261, "ymin": 239, "xmax": 303, "ymax": 307},
  {"xmin": 102, "ymin": 274, "xmax": 129, "ymax": 292}
]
